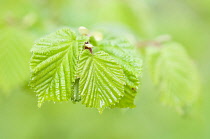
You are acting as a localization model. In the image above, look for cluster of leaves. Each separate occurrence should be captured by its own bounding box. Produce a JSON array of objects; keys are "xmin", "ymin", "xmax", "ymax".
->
[
  {"xmin": 29, "ymin": 26, "xmax": 201, "ymax": 115},
  {"xmin": 29, "ymin": 28, "xmax": 142, "ymax": 113}
]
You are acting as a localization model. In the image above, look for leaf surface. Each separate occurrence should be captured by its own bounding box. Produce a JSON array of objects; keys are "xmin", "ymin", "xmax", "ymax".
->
[
  {"xmin": 30, "ymin": 28, "xmax": 88, "ymax": 107},
  {"xmin": 77, "ymin": 50, "xmax": 126, "ymax": 113},
  {"xmin": 95, "ymin": 37, "xmax": 142, "ymax": 108}
]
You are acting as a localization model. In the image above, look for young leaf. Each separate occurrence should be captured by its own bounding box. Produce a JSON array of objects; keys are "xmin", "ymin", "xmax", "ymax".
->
[
  {"xmin": 95, "ymin": 37, "xmax": 142, "ymax": 108},
  {"xmin": 77, "ymin": 50, "xmax": 126, "ymax": 113},
  {"xmin": 146, "ymin": 42, "xmax": 200, "ymax": 114},
  {"xmin": 30, "ymin": 28, "xmax": 88, "ymax": 107}
]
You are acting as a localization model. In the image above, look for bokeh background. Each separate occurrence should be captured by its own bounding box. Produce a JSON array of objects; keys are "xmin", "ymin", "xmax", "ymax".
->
[{"xmin": 0, "ymin": 0, "xmax": 209, "ymax": 138}]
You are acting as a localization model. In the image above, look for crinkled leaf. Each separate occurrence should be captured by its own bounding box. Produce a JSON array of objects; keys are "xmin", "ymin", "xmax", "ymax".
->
[
  {"xmin": 95, "ymin": 36, "xmax": 142, "ymax": 108},
  {"xmin": 146, "ymin": 42, "xmax": 200, "ymax": 114},
  {"xmin": 30, "ymin": 28, "xmax": 88, "ymax": 107},
  {"xmin": 77, "ymin": 50, "xmax": 126, "ymax": 113}
]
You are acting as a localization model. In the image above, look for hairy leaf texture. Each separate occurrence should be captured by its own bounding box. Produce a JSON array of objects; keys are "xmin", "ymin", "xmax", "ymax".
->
[
  {"xmin": 95, "ymin": 36, "xmax": 142, "ymax": 108},
  {"xmin": 30, "ymin": 28, "xmax": 88, "ymax": 107},
  {"xmin": 77, "ymin": 50, "xmax": 126, "ymax": 113},
  {"xmin": 0, "ymin": 27, "xmax": 33, "ymax": 93},
  {"xmin": 146, "ymin": 42, "xmax": 200, "ymax": 114}
]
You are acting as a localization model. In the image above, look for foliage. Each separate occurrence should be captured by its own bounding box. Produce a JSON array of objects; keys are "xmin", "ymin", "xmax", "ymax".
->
[
  {"xmin": 0, "ymin": 0, "xmax": 208, "ymax": 138},
  {"xmin": 29, "ymin": 28, "xmax": 142, "ymax": 113},
  {"xmin": 29, "ymin": 25, "xmax": 201, "ymax": 114},
  {"xmin": 0, "ymin": 0, "xmax": 202, "ymax": 115}
]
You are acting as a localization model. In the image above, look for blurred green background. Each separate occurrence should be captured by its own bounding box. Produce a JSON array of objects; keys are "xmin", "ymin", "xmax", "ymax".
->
[{"xmin": 0, "ymin": 0, "xmax": 209, "ymax": 138}]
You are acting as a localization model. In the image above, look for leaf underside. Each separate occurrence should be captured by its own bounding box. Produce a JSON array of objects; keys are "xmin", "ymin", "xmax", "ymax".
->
[
  {"xmin": 30, "ymin": 28, "xmax": 88, "ymax": 107},
  {"xmin": 77, "ymin": 50, "xmax": 126, "ymax": 113}
]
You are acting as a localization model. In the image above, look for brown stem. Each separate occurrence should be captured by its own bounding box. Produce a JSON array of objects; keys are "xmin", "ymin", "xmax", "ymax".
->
[
  {"xmin": 137, "ymin": 35, "xmax": 171, "ymax": 49},
  {"xmin": 137, "ymin": 41, "xmax": 162, "ymax": 48}
]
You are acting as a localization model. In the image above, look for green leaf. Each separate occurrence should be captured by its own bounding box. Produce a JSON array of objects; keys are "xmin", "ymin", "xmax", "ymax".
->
[
  {"xmin": 0, "ymin": 27, "xmax": 33, "ymax": 93},
  {"xmin": 114, "ymin": 85, "xmax": 137, "ymax": 108},
  {"xmin": 30, "ymin": 28, "xmax": 88, "ymax": 107},
  {"xmin": 95, "ymin": 37, "xmax": 142, "ymax": 108},
  {"xmin": 77, "ymin": 50, "xmax": 126, "ymax": 113},
  {"xmin": 146, "ymin": 42, "xmax": 200, "ymax": 114}
]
